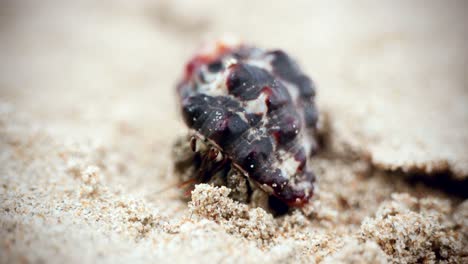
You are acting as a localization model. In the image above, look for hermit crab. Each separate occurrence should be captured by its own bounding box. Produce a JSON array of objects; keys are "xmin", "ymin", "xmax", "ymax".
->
[{"xmin": 173, "ymin": 38, "xmax": 319, "ymax": 212}]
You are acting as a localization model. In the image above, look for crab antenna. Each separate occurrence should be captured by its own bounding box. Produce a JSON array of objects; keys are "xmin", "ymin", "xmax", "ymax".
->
[{"xmin": 150, "ymin": 178, "xmax": 197, "ymax": 197}]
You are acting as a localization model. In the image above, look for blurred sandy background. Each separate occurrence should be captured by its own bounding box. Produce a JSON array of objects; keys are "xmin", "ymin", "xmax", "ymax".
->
[{"xmin": 1, "ymin": 0, "xmax": 467, "ymax": 263}]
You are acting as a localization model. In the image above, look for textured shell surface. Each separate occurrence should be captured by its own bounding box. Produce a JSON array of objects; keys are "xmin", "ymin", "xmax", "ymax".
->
[{"xmin": 177, "ymin": 39, "xmax": 319, "ymax": 206}]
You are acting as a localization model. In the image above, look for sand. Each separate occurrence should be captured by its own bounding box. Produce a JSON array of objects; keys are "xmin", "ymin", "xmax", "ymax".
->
[{"xmin": 1, "ymin": 0, "xmax": 467, "ymax": 263}]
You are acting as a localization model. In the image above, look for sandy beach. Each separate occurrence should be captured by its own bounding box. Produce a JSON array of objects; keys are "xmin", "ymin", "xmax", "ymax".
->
[{"xmin": 1, "ymin": 1, "xmax": 467, "ymax": 263}]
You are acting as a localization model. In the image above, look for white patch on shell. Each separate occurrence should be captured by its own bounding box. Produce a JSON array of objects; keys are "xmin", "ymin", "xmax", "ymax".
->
[
  {"xmin": 243, "ymin": 92, "xmax": 268, "ymax": 115},
  {"xmin": 196, "ymin": 67, "xmax": 230, "ymax": 96},
  {"xmin": 301, "ymin": 133, "xmax": 313, "ymax": 157},
  {"xmin": 245, "ymin": 126, "xmax": 268, "ymax": 142},
  {"xmin": 274, "ymin": 150, "xmax": 301, "ymax": 181}
]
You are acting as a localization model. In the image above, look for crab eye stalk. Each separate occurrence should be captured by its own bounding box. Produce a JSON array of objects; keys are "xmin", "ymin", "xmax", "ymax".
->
[{"xmin": 208, "ymin": 147, "xmax": 223, "ymax": 162}]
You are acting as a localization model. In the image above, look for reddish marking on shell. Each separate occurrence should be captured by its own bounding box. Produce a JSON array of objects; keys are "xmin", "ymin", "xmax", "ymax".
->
[
  {"xmin": 183, "ymin": 41, "xmax": 238, "ymax": 82},
  {"xmin": 272, "ymin": 131, "xmax": 281, "ymax": 145},
  {"xmin": 262, "ymin": 86, "xmax": 274, "ymax": 109},
  {"xmin": 262, "ymin": 86, "xmax": 273, "ymax": 95},
  {"xmin": 184, "ymin": 57, "xmax": 206, "ymax": 81}
]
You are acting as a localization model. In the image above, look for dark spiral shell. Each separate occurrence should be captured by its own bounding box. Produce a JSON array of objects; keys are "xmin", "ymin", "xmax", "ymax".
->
[{"xmin": 177, "ymin": 39, "xmax": 319, "ymax": 206}]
